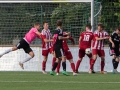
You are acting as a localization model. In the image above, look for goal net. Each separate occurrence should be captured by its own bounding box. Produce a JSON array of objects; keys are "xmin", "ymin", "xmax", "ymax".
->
[{"xmin": 0, "ymin": 1, "xmax": 111, "ymax": 72}]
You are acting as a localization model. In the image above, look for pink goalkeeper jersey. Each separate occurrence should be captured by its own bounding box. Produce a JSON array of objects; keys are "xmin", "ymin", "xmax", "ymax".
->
[{"xmin": 24, "ymin": 27, "xmax": 39, "ymax": 44}]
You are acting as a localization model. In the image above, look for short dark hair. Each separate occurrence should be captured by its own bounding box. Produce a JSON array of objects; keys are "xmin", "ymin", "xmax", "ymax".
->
[
  {"xmin": 43, "ymin": 21, "xmax": 48, "ymax": 25},
  {"xmin": 34, "ymin": 22, "xmax": 40, "ymax": 26},
  {"xmin": 57, "ymin": 20, "xmax": 62, "ymax": 26},
  {"xmin": 98, "ymin": 23, "xmax": 104, "ymax": 29},
  {"xmin": 86, "ymin": 24, "xmax": 92, "ymax": 30},
  {"xmin": 116, "ymin": 27, "xmax": 120, "ymax": 31}
]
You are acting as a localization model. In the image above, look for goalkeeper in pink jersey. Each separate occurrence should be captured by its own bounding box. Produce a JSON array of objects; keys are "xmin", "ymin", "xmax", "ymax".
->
[{"xmin": 0, "ymin": 22, "xmax": 41, "ymax": 69}]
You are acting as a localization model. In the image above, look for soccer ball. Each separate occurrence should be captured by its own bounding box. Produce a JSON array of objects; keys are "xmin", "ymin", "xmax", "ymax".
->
[{"xmin": 85, "ymin": 48, "xmax": 91, "ymax": 55}]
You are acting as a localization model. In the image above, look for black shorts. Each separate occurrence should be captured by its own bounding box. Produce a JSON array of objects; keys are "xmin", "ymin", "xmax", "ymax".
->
[
  {"xmin": 16, "ymin": 39, "xmax": 32, "ymax": 53},
  {"xmin": 109, "ymin": 44, "xmax": 119, "ymax": 56},
  {"xmin": 54, "ymin": 47, "xmax": 64, "ymax": 58}
]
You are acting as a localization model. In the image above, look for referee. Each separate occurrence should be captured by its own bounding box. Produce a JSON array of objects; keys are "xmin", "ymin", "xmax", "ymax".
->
[
  {"xmin": 109, "ymin": 27, "xmax": 120, "ymax": 74},
  {"xmin": 50, "ymin": 20, "xmax": 69, "ymax": 76}
]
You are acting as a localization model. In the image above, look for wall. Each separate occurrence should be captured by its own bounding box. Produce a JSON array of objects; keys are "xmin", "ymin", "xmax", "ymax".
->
[{"xmin": 0, "ymin": 47, "xmax": 117, "ymax": 72}]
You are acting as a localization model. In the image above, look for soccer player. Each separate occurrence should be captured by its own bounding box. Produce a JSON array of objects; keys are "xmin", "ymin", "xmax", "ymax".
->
[
  {"xmin": 75, "ymin": 24, "xmax": 95, "ymax": 73},
  {"xmin": 109, "ymin": 27, "xmax": 120, "ymax": 74},
  {"xmin": 52, "ymin": 32, "xmax": 77, "ymax": 75},
  {"xmin": 50, "ymin": 20, "xmax": 69, "ymax": 76},
  {"xmin": 92, "ymin": 23, "xmax": 109, "ymax": 74},
  {"xmin": 41, "ymin": 21, "xmax": 53, "ymax": 74},
  {"xmin": 0, "ymin": 22, "xmax": 41, "ymax": 69}
]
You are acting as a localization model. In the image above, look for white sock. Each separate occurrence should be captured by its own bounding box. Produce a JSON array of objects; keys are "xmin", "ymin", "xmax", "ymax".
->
[
  {"xmin": 0, "ymin": 48, "xmax": 12, "ymax": 56},
  {"xmin": 21, "ymin": 55, "xmax": 32, "ymax": 64}
]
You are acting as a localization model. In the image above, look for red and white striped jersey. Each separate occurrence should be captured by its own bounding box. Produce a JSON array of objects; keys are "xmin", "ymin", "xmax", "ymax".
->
[
  {"xmin": 41, "ymin": 29, "xmax": 53, "ymax": 50},
  {"xmin": 92, "ymin": 30, "xmax": 109, "ymax": 50}
]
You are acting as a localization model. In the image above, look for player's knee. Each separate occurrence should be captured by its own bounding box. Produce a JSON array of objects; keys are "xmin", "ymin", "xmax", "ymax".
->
[
  {"xmin": 29, "ymin": 52, "xmax": 34, "ymax": 58},
  {"xmin": 69, "ymin": 59, "xmax": 73, "ymax": 63},
  {"xmin": 101, "ymin": 57, "xmax": 105, "ymax": 61},
  {"xmin": 12, "ymin": 46, "xmax": 18, "ymax": 51},
  {"xmin": 43, "ymin": 56, "xmax": 48, "ymax": 61},
  {"xmin": 93, "ymin": 55, "xmax": 97, "ymax": 60}
]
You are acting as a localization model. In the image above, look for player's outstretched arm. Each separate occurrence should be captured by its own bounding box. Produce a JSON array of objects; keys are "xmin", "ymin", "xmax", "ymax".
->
[
  {"xmin": 58, "ymin": 36, "xmax": 69, "ymax": 40},
  {"xmin": 95, "ymin": 36, "xmax": 109, "ymax": 41},
  {"xmin": 69, "ymin": 36, "xmax": 75, "ymax": 45},
  {"xmin": 109, "ymin": 37, "xmax": 115, "ymax": 48},
  {"xmin": 35, "ymin": 31, "xmax": 42, "ymax": 37},
  {"xmin": 44, "ymin": 38, "xmax": 53, "ymax": 43}
]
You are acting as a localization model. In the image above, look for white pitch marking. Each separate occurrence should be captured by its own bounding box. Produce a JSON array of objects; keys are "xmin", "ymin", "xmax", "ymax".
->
[{"xmin": 0, "ymin": 81, "xmax": 120, "ymax": 84}]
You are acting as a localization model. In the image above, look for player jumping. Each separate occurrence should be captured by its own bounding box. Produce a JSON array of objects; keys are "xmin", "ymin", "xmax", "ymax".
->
[{"xmin": 0, "ymin": 22, "xmax": 42, "ymax": 69}]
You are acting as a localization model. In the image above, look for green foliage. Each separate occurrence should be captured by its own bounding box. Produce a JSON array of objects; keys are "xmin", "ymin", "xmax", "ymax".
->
[
  {"xmin": 51, "ymin": 3, "xmax": 91, "ymax": 42},
  {"xmin": 95, "ymin": 0, "xmax": 120, "ymax": 34}
]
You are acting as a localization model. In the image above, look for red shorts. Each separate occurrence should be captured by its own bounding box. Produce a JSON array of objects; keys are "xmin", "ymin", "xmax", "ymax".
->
[
  {"xmin": 42, "ymin": 48, "xmax": 53, "ymax": 56},
  {"xmin": 92, "ymin": 49, "xmax": 105, "ymax": 57},
  {"xmin": 79, "ymin": 49, "xmax": 92, "ymax": 58},
  {"xmin": 64, "ymin": 50, "xmax": 73, "ymax": 60}
]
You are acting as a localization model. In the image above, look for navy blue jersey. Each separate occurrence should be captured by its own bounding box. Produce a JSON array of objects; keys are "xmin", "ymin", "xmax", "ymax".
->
[
  {"xmin": 53, "ymin": 28, "xmax": 63, "ymax": 49},
  {"xmin": 110, "ymin": 31, "xmax": 120, "ymax": 48}
]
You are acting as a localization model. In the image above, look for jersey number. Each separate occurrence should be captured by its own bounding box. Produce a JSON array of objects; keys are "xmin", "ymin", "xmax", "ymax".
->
[{"xmin": 83, "ymin": 35, "xmax": 90, "ymax": 41}]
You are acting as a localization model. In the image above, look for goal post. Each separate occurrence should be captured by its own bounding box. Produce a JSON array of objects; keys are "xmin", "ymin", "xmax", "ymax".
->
[{"xmin": 0, "ymin": 0, "xmax": 109, "ymax": 72}]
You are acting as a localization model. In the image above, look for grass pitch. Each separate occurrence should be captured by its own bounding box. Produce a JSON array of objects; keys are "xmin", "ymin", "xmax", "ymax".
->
[{"xmin": 0, "ymin": 71, "xmax": 120, "ymax": 90}]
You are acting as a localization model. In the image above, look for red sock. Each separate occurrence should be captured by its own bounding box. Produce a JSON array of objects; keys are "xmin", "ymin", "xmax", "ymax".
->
[
  {"xmin": 90, "ymin": 59, "xmax": 95, "ymax": 70},
  {"xmin": 90, "ymin": 59, "xmax": 92, "ymax": 65},
  {"xmin": 56, "ymin": 62, "xmax": 61, "ymax": 73},
  {"xmin": 101, "ymin": 61, "xmax": 105, "ymax": 71},
  {"xmin": 52, "ymin": 57, "xmax": 56, "ymax": 67},
  {"xmin": 42, "ymin": 61, "xmax": 46, "ymax": 71},
  {"xmin": 75, "ymin": 60, "xmax": 81, "ymax": 71},
  {"xmin": 71, "ymin": 63, "xmax": 75, "ymax": 72}
]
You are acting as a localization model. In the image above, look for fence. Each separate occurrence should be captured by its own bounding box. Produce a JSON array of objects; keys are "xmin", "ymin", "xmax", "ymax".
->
[{"xmin": 0, "ymin": 2, "xmax": 101, "ymax": 45}]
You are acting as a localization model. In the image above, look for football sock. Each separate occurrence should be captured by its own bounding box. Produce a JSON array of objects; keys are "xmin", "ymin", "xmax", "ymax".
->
[
  {"xmin": 42, "ymin": 61, "xmax": 46, "ymax": 71},
  {"xmin": 75, "ymin": 60, "xmax": 81, "ymax": 71},
  {"xmin": 62, "ymin": 61, "xmax": 66, "ymax": 71},
  {"xmin": 112, "ymin": 59, "xmax": 116, "ymax": 69},
  {"xmin": 52, "ymin": 62, "xmax": 58, "ymax": 71},
  {"xmin": 71, "ymin": 63, "xmax": 75, "ymax": 72},
  {"xmin": 0, "ymin": 48, "xmax": 12, "ymax": 56},
  {"xmin": 56, "ymin": 62, "xmax": 61, "ymax": 73},
  {"xmin": 101, "ymin": 61, "xmax": 105, "ymax": 71},
  {"xmin": 90, "ymin": 59, "xmax": 95, "ymax": 70},
  {"xmin": 21, "ymin": 55, "xmax": 32, "ymax": 64},
  {"xmin": 114, "ymin": 61, "xmax": 119, "ymax": 69},
  {"xmin": 52, "ymin": 57, "xmax": 56, "ymax": 67}
]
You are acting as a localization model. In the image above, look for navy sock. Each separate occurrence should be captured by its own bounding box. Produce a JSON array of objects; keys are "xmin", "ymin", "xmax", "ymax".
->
[
  {"xmin": 62, "ymin": 61, "xmax": 66, "ymax": 71},
  {"xmin": 52, "ymin": 62, "xmax": 58, "ymax": 71}
]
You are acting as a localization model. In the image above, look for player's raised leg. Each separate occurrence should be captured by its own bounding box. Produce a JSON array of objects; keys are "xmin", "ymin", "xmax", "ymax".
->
[
  {"xmin": 19, "ymin": 50, "xmax": 34, "ymax": 69},
  {"xmin": 0, "ymin": 46, "xmax": 18, "ymax": 57}
]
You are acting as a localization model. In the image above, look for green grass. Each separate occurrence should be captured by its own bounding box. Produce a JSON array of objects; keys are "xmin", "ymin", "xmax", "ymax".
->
[{"xmin": 0, "ymin": 71, "xmax": 120, "ymax": 90}]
